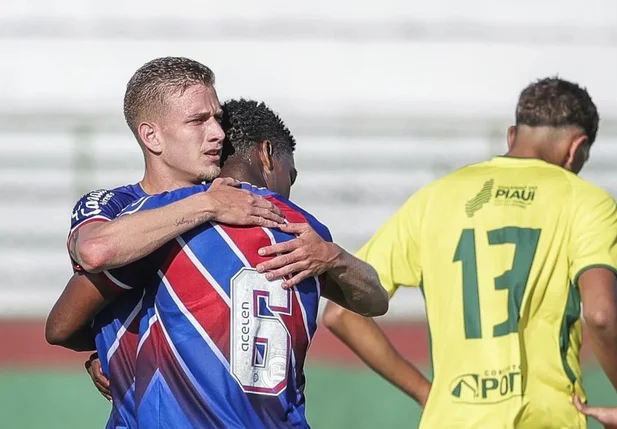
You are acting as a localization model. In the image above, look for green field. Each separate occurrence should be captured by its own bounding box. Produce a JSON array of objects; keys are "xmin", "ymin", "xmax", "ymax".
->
[{"xmin": 0, "ymin": 364, "xmax": 614, "ymax": 428}]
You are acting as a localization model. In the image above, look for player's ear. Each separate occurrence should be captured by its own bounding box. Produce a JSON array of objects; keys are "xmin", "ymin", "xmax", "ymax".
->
[
  {"xmin": 138, "ymin": 122, "xmax": 163, "ymax": 154},
  {"xmin": 506, "ymin": 125, "xmax": 517, "ymax": 150},
  {"xmin": 565, "ymin": 134, "xmax": 590, "ymax": 174},
  {"xmin": 258, "ymin": 140, "xmax": 275, "ymax": 172}
]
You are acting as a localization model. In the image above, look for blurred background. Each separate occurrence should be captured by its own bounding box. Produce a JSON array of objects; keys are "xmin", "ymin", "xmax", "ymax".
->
[{"xmin": 1, "ymin": 0, "xmax": 616, "ymax": 427}]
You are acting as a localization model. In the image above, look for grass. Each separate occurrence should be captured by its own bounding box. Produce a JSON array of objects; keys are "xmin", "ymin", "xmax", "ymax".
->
[{"xmin": 0, "ymin": 364, "xmax": 613, "ymax": 428}]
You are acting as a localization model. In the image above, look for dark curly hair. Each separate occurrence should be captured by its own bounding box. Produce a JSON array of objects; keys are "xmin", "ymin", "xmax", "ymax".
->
[
  {"xmin": 124, "ymin": 57, "xmax": 215, "ymax": 138},
  {"xmin": 221, "ymin": 99, "xmax": 296, "ymax": 160},
  {"xmin": 516, "ymin": 77, "xmax": 599, "ymax": 145}
]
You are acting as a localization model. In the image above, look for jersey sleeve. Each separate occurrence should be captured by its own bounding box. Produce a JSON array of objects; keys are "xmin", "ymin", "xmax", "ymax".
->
[
  {"xmin": 99, "ymin": 252, "xmax": 161, "ymax": 295},
  {"xmin": 69, "ymin": 189, "xmax": 136, "ymax": 233},
  {"xmin": 68, "ymin": 188, "xmax": 141, "ymax": 271},
  {"xmin": 99, "ymin": 266, "xmax": 143, "ymax": 294},
  {"xmin": 569, "ymin": 184, "xmax": 617, "ymax": 285},
  {"xmin": 355, "ymin": 192, "xmax": 423, "ymax": 297}
]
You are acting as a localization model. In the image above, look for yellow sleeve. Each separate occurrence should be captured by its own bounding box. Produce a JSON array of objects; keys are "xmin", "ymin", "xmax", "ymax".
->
[
  {"xmin": 355, "ymin": 192, "xmax": 423, "ymax": 297},
  {"xmin": 569, "ymin": 183, "xmax": 617, "ymax": 285}
]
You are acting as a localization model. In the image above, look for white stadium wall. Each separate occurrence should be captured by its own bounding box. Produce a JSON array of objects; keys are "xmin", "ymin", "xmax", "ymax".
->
[{"xmin": 0, "ymin": 0, "xmax": 616, "ymax": 319}]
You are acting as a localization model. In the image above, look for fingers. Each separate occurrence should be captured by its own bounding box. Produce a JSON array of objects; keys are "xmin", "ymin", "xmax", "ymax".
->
[
  {"xmin": 277, "ymin": 222, "xmax": 311, "ymax": 235},
  {"xmin": 84, "ymin": 352, "xmax": 97, "ymax": 370},
  {"xmin": 258, "ymin": 240, "xmax": 300, "ymax": 258},
  {"xmin": 249, "ymin": 218, "xmax": 279, "ymax": 229},
  {"xmin": 281, "ymin": 270, "xmax": 312, "ymax": 289},
  {"xmin": 574, "ymin": 396, "xmax": 617, "ymax": 425},
  {"xmin": 257, "ymin": 248, "xmax": 305, "ymax": 273},
  {"xmin": 252, "ymin": 197, "xmax": 284, "ymax": 218},
  {"xmin": 573, "ymin": 395, "xmax": 600, "ymax": 419},
  {"xmin": 263, "ymin": 261, "xmax": 307, "ymax": 282},
  {"xmin": 86, "ymin": 356, "xmax": 111, "ymax": 401},
  {"xmin": 94, "ymin": 380, "xmax": 112, "ymax": 401},
  {"xmin": 215, "ymin": 189, "xmax": 285, "ymax": 226},
  {"xmin": 250, "ymin": 208, "xmax": 285, "ymax": 225},
  {"xmin": 211, "ymin": 177, "xmax": 240, "ymax": 188},
  {"xmin": 251, "ymin": 199, "xmax": 284, "ymax": 224},
  {"xmin": 92, "ymin": 359, "xmax": 110, "ymax": 389},
  {"xmin": 573, "ymin": 395, "xmax": 586, "ymax": 413}
]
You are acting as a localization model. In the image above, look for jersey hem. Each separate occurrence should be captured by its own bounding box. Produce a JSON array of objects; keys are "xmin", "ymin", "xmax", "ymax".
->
[{"xmin": 101, "ymin": 270, "xmax": 135, "ymax": 292}]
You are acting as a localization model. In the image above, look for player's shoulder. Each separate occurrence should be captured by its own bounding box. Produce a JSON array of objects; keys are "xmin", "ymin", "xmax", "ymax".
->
[
  {"xmin": 121, "ymin": 184, "xmax": 209, "ymax": 215},
  {"xmin": 443, "ymin": 157, "xmax": 616, "ymax": 210},
  {"xmin": 70, "ymin": 183, "xmax": 147, "ymax": 228},
  {"xmin": 396, "ymin": 176, "xmax": 443, "ymax": 212},
  {"xmin": 240, "ymin": 184, "xmax": 332, "ymax": 242},
  {"xmin": 422, "ymin": 156, "xmax": 574, "ymax": 193},
  {"xmin": 110, "ymin": 182, "xmax": 148, "ymax": 198},
  {"xmin": 393, "ymin": 160, "xmax": 505, "ymax": 216},
  {"xmin": 564, "ymin": 171, "xmax": 613, "ymax": 197},
  {"xmin": 73, "ymin": 183, "xmax": 141, "ymax": 208},
  {"xmin": 565, "ymin": 174, "xmax": 617, "ymax": 214},
  {"xmin": 283, "ymin": 197, "xmax": 332, "ymax": 242}
]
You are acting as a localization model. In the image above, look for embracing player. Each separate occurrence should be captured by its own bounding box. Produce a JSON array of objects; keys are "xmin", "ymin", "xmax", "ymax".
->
[
  {"xmin": 48, "ymin": 98, "xmax": 388, "ymax": 428},
  {"xmin": 46, "ymin": 57, "xmax": 286, "ymax": 427},
  {"xmin": 321, "ymin": 77, "xmax": 617, "ymax": 428}
]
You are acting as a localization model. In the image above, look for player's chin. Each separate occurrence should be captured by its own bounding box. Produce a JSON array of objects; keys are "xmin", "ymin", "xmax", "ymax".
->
[{"xmin": 200, "ymin": 165, "xmax": 221, "ymax": 183}]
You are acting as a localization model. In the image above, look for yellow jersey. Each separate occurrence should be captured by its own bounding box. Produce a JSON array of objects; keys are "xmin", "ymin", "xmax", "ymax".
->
[{"xmin": 356, "ymin": 156, "xmax": 617, "ymax": 429}]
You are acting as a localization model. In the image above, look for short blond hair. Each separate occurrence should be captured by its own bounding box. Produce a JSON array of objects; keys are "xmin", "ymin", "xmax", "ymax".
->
[{"xmin": 123, "ymin": 56, "xmax": 215, "ymax": 136}]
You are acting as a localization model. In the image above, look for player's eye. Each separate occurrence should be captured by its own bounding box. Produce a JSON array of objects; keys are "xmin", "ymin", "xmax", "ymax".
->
[{"xmin": 187, "ymin": 113, "xmax": 210, "ymax": 124}]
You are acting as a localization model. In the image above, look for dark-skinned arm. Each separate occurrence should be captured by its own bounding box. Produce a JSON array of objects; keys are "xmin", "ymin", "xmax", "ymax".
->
[
  {"xmin": 257, "ymin": 223, "xmax": 388, "ymax": 316},
  {"xmin": 45, "ymin": 272, "xmax": 117, "ymax": 351},
  {"xmin": 323, "ymin": 301, "xmax": 430, "ymax": 407}
]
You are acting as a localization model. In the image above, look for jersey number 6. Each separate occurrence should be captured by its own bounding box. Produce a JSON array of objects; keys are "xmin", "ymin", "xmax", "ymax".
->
[
  {"xmin": 453, "ymin": 227, "xmax": 541, "ymax": 339},
  {"xmin": 230, "ymin": 268, "xmax": 291, "ymax": 395}
]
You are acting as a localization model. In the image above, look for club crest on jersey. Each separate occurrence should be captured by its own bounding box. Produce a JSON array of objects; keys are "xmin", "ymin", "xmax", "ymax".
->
[
  {"xmin": 465, "ymin": 179, "xmax": 494, "ymax": 217},
  {"xmin": 465, "ymin": 181, "xmax": 537, "ymax": 217}
]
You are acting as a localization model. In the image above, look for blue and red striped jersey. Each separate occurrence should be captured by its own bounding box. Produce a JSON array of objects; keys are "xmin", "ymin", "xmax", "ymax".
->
[
  {"xmin": 67, "ymin": 183, "xmax": 148, "ymax": 429},
  {"xmin": 68, "ymin": 184, "xmax": 148, "ymax": 271},
  {"xmin": 109, "ymin": 183, "xmax": 331, "ymax": 429}
]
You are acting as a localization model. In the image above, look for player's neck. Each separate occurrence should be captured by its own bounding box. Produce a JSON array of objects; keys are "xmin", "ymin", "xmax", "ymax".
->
[
  {"xmin": 219, "ymin": 164, "xmax": 267, "ymax": 190},
  {"xmin": 506, "ymin": 127, "xmax": 567, "ymax": 164},
  {"xmin": 504, "ymin": 147, "xmax": 543, "ymax": 160},
  {"xmin": 505, "ymin": 141, "xmax": 553, "ymax": 163},
  {"xmin": 139, "ymin": 167, "xmax": 196, "ymax": 195}
]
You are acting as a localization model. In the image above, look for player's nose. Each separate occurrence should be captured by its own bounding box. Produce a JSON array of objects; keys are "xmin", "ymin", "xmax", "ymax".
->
[{"xmin": 208, "ymin": 120, "xmax": 225, "ymax": 143}]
